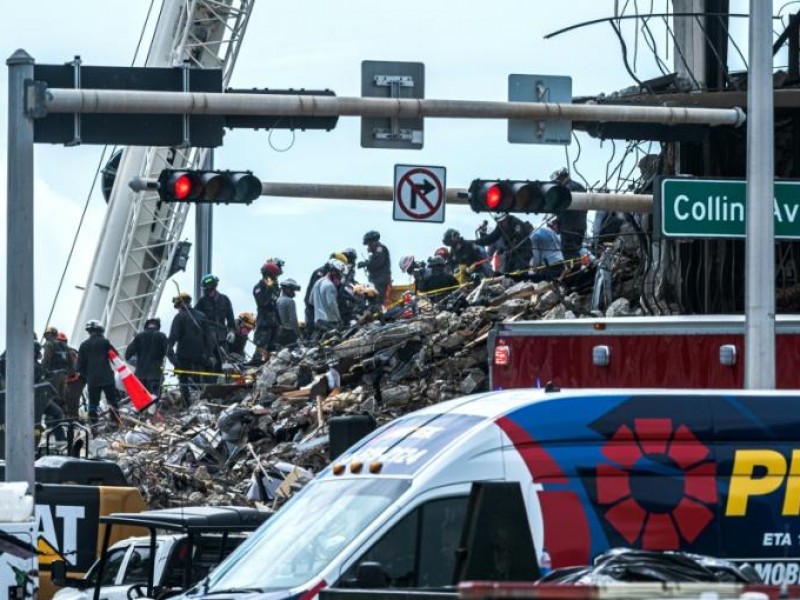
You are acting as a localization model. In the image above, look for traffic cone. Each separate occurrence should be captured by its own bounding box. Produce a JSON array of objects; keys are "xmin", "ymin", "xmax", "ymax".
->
[{"xmin": 108, "ymin": 350, "xmax": 156, "ymax": 412}]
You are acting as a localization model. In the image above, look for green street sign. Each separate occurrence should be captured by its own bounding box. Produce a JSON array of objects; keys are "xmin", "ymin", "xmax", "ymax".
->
[{"xmin": 660, "ymin": 178, "xmax": 800, "ymax": 240}]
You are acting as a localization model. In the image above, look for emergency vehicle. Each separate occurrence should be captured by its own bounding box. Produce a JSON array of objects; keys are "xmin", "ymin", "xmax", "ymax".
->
[
  {"xmin": 189, "ymin": 388, "xmax": 800, "ymax": 600},
  {"xmin": 488, "ymin": 315, "xmax": 800, "ymax": 391}
]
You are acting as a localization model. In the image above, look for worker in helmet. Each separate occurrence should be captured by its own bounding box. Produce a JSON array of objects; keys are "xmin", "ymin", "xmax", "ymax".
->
[
  {"xmin": 475, "ymin": 214, "xmax": 533, "ymax": 275},
  {"xmin": 357, "ymin": 231, "xmax": 392, "ymax": 306},
  {"xmin": 418, "ymin": 256, "xmax": 459, "ymax": 302},
  {"xmin": 167, "ymin": 292, "xmax": 212, "ymax": 406},
  {"xmin": 194, "ymin": 273, "xmax": 236, "ymax": 362},
  {"xmin": 125, "ymin": 317, "xmax": 168, "ymax": 396},
  {"xmin": 442, "ymin": 228, "xmax": 492, "ymax": 278},
  {"xmin": 303, "ymin": 260, "xmax": 329, "ymax": 341},
  {"xmin": 550, "ymin": 168, "xmax": 587, "ymax": 261},
  {"xmin": 229, "ymin": 312, "xmax": 255, "ymax": 358},
  {"xmin": 341, "ymin": 248, "xmax": 358, "ymax": 285},
  {"xmin": 40, "ymin": 326, "xmax": 71, "ymax": 410},
  {"xmin": 310, "ymin": 259, "xmax": 345, "ymax": 337},
  {"xmin": 77, "ymin": 320, "xmax": 119, "ymax": 424},
  {"xmin": 529, "ymin": 218, "xmax": 565, "ymax": 280},
  {"xmin": 57, "ymin": 332, "xmax": 83, "ymax": 420},
  {"xmin": 253, "ymin": 260, "xmax": 282, "ymax": 360},
  {"xmin": 277, "ymin": 278, "xmax": 302, "ymax": 347}
]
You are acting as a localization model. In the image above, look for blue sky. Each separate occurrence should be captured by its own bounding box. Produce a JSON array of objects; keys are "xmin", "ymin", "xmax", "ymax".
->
[{"xmin": 0, "ymin": 0, "xmax": 757, "ymax": 344}]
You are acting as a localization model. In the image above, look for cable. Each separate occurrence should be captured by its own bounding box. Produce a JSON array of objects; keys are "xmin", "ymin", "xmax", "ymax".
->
[{"xmin": 44, "ymin": 0, "xmax": 157, "ymax": 333}]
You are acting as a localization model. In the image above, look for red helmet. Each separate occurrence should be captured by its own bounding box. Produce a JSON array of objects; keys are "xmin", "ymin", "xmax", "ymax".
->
[
  {"xmin": 56, "ymin": 332, "xmax": 68, "ymax": 342},
  {"xmin": 261, "ymin": 261, "xmax": 282, "ymax": 278},
  {"xmin": 434, "ymin": 247, "xmax": 449, "ymax": 259}
]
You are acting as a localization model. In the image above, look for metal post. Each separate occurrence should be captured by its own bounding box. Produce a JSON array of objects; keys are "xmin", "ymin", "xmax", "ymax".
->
[
  {"xmin": 194, "ymin": 152, "xmax": 214, "ymax": 299},
  {"xmin": 745, "ymin": 0, "xmax": 776, "ymax": 389},
  {"xmin": 6, "ymin": 50, "xmax": 36, "ymax": 491}
]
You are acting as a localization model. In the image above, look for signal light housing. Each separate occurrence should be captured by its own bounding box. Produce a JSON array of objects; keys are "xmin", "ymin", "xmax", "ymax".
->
[
  {"xmin": 157, "ymin": 169, "xmax": 262, "ymax": 204},
  {"xmin": 468, "ymin": 178, "xmax": 572, "ymax": 214}
]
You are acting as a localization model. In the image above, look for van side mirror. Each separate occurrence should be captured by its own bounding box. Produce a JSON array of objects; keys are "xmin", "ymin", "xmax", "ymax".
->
[
  {"xmin": 355, "ymin": 562, "xmax": 390, "ymax": 588},
  {"xmin": 51, "ymin": 560, "xmax": 89, "ymax": 590}
]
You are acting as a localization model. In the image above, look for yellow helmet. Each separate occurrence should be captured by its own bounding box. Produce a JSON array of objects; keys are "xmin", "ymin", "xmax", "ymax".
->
[
  {"xmin": 331, "ymin": 252, "xmax": 349, "ymax": 265},
  {"xmin": 172, "ymin": 292, "xmax": 192, "ymax": 308},
  {"xmin": 238, "ymin": 311, "xmax": 256, "ymax": 329}
]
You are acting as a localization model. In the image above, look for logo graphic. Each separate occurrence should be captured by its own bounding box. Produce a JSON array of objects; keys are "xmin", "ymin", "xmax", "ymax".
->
[{"xmin": 596, "ymin": 418, "xmax": 716, "ymax": 549}]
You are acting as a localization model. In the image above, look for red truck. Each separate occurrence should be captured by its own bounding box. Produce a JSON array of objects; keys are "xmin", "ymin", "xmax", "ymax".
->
[{"xmin": 488, "ymin": 315, "xmax": 800, "ymax": 390}]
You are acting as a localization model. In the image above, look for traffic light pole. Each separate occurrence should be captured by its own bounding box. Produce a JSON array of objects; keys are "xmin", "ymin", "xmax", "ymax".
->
[
  {"xmin": 43, "ymin": 88, "xmax": 746, "ymax": 128},
  {"xmin": 5, "ymin": 50, "xmax": 36, "ymax": 492},
  {"xmin": 194, "ymin": 151, "xmax": 214, "ymax": 300},
  {"xmin": 260, "ymin": 182, "xmax": 654, "ymax": 213}
]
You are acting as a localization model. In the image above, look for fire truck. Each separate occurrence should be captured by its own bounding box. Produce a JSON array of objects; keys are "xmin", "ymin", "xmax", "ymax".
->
[{"xmin": 488, "ymin": 315, "xmax": 800, "ymax": 391}]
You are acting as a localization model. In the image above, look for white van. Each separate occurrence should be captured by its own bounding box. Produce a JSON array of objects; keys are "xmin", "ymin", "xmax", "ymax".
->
[{"xmin": 189, "ymin": 389, "xmax": 800, "ymax": 598}]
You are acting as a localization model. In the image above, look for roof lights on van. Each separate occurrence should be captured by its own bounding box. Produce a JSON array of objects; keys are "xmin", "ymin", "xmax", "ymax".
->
[
  {"xmin": 332, "ymin": 464, "xmax": 345, "ymax": 475},
  {"xmin": 369, "ymin": 462, "xmax": 383, "ymax": 474},
  {"xmin": 350, "ymin": 461, "xmax": 363, "ymax": 474}
]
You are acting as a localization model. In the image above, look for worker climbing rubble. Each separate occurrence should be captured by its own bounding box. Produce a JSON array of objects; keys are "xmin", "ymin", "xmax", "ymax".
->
[
  {"xmin": 125, "ymin": 317, "xmax": 168, "ymax": 397},
  {"xmin": 358, "ymin": 231, "xmax": 392, "ymax": 306},
  {"xmin": 167, "ymin": 292, "xmax": 212, "ymax": 406},
  {"xmin": 194, "ymin": 273, "xmax": 236, "ymax": 362}
]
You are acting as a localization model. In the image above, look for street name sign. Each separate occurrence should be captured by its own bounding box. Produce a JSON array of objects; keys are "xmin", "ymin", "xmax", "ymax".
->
[{"xmin": 660, "ymin": 178, "xmax": 800, "ymax": 240}]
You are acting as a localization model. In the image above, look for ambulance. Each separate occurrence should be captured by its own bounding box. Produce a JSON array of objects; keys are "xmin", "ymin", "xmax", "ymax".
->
[{"xmin": 189, "ymin": 388, "xmax": 800, "ymax": 599}]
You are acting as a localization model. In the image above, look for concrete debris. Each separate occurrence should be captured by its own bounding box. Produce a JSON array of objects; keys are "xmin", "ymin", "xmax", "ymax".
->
[{"xmin": 80, "ymin": 260, "xmax": 642, "ymax": 509}]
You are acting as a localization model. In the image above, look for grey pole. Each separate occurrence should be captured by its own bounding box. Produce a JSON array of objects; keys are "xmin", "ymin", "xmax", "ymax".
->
[
  {"xmin": 744, "ymin": 1, "xmax": 776, "ymax": 389},
  {"xmin": 44, "ymin": 88, "xmax": 747, "ymax": 128},
  {"xmin": 6, "ymin": 50, "xmax": 36, "ymax": 491},
  {"xmin": 194, "ymin": 151, "xmax": 213, "ymax": 300}
]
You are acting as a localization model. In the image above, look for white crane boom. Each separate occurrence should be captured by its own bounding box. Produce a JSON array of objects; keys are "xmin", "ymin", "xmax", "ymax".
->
[{"xmin": 71, "ymin": 0, "xmax": 254, "ymax": 348}]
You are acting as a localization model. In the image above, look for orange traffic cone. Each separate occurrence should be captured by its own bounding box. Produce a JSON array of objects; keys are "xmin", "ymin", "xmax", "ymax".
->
[{"xmin": 108, "ymin": 350, "xmax": 156, "ymax": 412}]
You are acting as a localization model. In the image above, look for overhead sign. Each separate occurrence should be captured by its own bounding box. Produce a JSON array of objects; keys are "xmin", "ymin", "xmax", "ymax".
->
[
  {"xmin": 659, "ymin": 178, "xmax": 800, "ymax": 240},
  {"xmin": 508, "ymin": 74, "xmax": 572, "ymax": 145},
  {"xmin": 393, "ymin": 164, "xmax": 446, "ymax": 223},
  {"xmin": 361, "ymin": 61, "xmax": 425, "ymax": 150}
]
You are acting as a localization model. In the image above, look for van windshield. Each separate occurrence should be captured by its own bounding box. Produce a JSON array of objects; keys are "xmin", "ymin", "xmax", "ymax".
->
[{"xmin": 199, "ymin": 477, "xmax": 409, "ymax": 592}]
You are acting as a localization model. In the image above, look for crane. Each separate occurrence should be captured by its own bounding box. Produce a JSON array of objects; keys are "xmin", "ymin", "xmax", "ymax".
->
[{"xmin": 71, "ymin": 0, "xmax": 254, "ymax": 349}]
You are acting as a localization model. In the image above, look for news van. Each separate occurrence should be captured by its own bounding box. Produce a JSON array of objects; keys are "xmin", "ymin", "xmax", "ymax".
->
[{"xmin": 188, "ymin": 389, "xmax": 800, "ymax": 599}]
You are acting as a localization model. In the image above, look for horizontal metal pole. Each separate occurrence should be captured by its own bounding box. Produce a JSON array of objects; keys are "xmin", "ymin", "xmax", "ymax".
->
[
  {"xmin": 46, "ymin": 88, "xmax": 746, "ymax": 127},
  {"xmin": 261, "ymin": 182, "xmax": 653, "ymax": 213}
]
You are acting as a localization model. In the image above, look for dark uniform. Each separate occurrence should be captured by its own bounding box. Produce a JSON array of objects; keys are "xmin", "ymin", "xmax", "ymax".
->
[
  {"xmin": 41, "ymin": 337, "xmax": 73, "ymax": 408},
  {"xmin": 77, "ymin": 333, "xmax": 119, "ymax": 423},
  {"xmin": 450, "ymin": 239, "xmax": 492, "ymax": 276},
  {"xmin": 417, "ymin": 265, "xmax": 459, "ymax": 302},
  {"xmin": 195, "ymin": 291, "xmax": 235, "ymax": 358},
  {"xmin": 125, "ymin": 328, "xmax": 168, "ymax": 396},
  {"xmin": 476, "ymin": 215, "xmax": 533, "ymax": 274},
  {"xmin": 253, "ymin": 278, "xmax": 281, "ymax": 351},
  {"xmin": 364, "ymin": 243, "xmax": 391, "ymax": 304},
  {"xmin": 167, "ymin": 307, "xmax": 211, "ymax": 406}
]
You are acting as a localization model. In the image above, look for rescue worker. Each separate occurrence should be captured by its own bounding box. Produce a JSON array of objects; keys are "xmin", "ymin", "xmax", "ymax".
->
[
  {"xmin": 59, "ymin": 333, "xmax": 83, "ymax": 420},
  {"xmin": 194, "ymin": 274, "xmax": 236, "ymax": 362},
  {"xmin": 253, "ymin": 260, "xmax": 282, "ymax": 358},
  {"xmin": 229, "ymin": 312, "xmax": 255, "ymax": 358},
  {"xmin": 41, "ymin": 326, "xmax": 71, "ymax": 409},
  {"xmin": 417, "ymin": 256, "xmax": 459, "ymax": 302},
  {"xmin": 125, "ymin": 317, "xmax": 168, "ymax": 396},
  {"xmin": 442, "ymin": 229, "xmax": 492, "ymax": 277},
  {"xmin": 77, "ymin": 320, "xmax": 119, "ymax": 424},
  {"xmin": 530, "ymin": 219, "xmax": 565, "ymax": 280},
  {"xmin": 276, "ymin": 278, "xmax": 302, "ymax": 347},
  {"xmin": 167, "ymin": 292, "xmax": 212, "ymax": 406},
  {"xmin": 475, "ymin": 214, "xmax": 533, "ymax": 274},
  {"xmin": 358, "ymin": 231, "xmax": 391, "ymax": 305},
  {"xmin": 303, "ymin": 261, "xmax": 329, "ymax": 340},
  {"xmin": 551, "ymin": 167, "xmax": 588, "ymax": 261},
  {"xmin": 398, "ymin": 255, "xmax": 427, "ymax": 288},
  {"xmin": 310, "ymin": 258, "xmax": 345, "ymax": 337},
  {"xmin": 341, "ymin": 248, "xmax": 358, "ymax": 285}
]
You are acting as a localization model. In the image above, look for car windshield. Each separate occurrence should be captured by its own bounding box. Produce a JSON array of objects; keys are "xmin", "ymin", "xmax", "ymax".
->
[{"xmin": 200, "ymin": 477, "xmax": 409, "ymax": 592}]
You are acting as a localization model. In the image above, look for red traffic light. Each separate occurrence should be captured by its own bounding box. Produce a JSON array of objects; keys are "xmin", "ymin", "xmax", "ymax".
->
[
  {"xmin": 468, "ymin": 178, "xmax": 571, "ymax": 214},
  {"xmin": 486, "ymin": 185, "xmax": 504, "ymax": 209},
  {"xmin": 157, "ymin": 169, "xmax": 262, "ymax": 204}
]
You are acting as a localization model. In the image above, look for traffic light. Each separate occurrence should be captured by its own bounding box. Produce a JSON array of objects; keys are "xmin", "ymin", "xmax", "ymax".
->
[
  {"xmin": 156, "ymin": 170, "xmax": 262, "ymax": 204},
  {"xmin": 468, "ymin": 179, "xmax": 571, "ymax": 214}
]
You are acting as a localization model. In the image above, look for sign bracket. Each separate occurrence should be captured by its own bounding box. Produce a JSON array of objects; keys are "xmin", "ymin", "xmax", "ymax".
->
[
  {"xmin": 373, "ymin": 74, "xmax": 418, "ymax": 143},
  {"xmin": 66, "ymin": 56, "xmax": 81, "ymax": 147}
]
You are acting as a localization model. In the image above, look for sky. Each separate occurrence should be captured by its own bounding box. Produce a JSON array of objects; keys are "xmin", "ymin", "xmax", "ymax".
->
[{"xmin": 0, "ymin": 0, "xmax": 762, "ymax": 346}]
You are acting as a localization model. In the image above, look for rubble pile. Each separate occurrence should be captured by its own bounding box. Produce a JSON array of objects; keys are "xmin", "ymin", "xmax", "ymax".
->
[{"xmin": 92, "ymin": 243, "xmax": 643, "ymax": 509}]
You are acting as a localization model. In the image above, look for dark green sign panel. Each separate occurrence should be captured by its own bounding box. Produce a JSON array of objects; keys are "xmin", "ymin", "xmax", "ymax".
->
[{"xmin": 660, "ymin": 178, "xmax": 800, "ymax": 240}]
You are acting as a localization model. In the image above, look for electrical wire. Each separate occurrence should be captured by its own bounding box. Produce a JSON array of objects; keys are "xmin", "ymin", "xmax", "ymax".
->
[{"xmin": 43, "ymin": 0, "xmax": 157, "ymax": 333}]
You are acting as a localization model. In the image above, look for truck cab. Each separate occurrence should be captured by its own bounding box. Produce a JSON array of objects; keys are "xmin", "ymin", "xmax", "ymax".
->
[{"xmin": 53, "ymin": 507, "xmax": 269, "ymax": 600}]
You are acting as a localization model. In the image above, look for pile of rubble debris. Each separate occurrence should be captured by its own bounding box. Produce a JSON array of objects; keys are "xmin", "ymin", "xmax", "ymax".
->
[{"xmin": 91, "ymin": 234, "xmax": 644, "ymax": 509}]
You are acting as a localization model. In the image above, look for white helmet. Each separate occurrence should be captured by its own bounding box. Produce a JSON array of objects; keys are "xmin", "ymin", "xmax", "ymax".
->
[
  {"xmin": 85, "ymin": 319, "xmax": 104, "ymax": 333},
  {"xmin": 327, "ymin": 258, "xmax": 346, "ymax": 274},
  {"xmin": 399, "ymin": 255, "xmax": 415, "ymax": 273}
]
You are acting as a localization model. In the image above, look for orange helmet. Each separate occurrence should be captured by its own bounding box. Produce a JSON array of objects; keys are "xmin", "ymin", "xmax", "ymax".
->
[{"xmin": 57, "ymin": 332, "xmax": 68, "ymax": 342}]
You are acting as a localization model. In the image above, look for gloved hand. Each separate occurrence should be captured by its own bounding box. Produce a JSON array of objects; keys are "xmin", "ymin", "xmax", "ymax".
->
[
  {"xmin": 357, "ymin": 260, "xmax": 367, "ymax": 269},
  {"xmin": 226, "ymin": 330, "xmax": 235, "ymax": 344}
]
